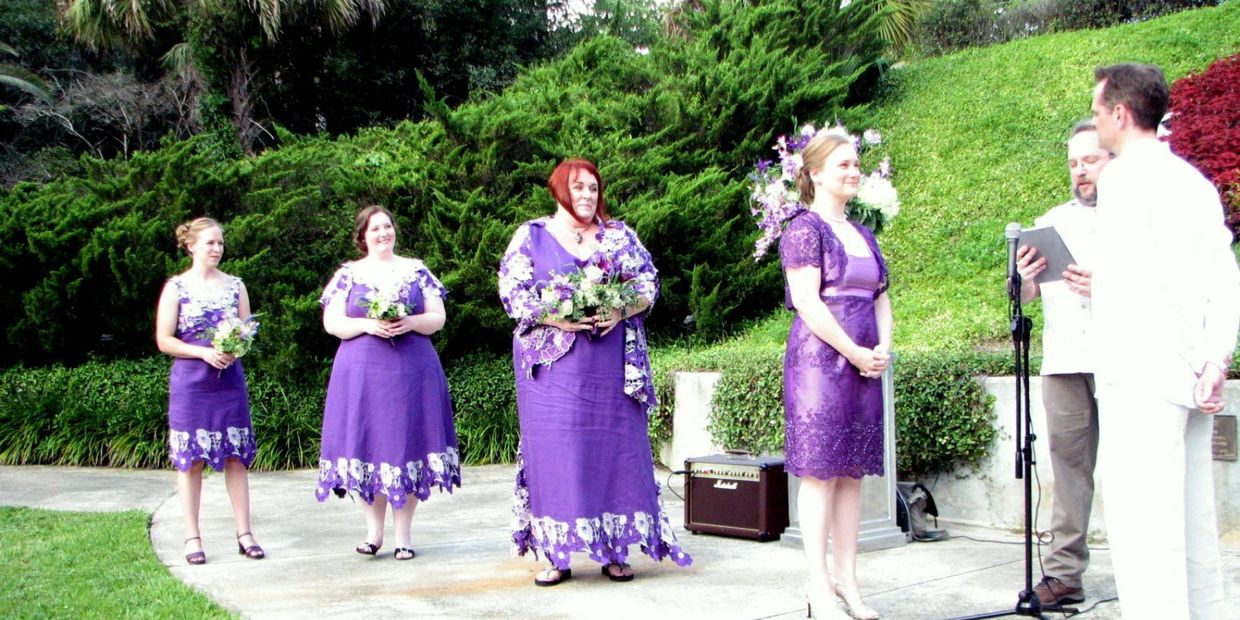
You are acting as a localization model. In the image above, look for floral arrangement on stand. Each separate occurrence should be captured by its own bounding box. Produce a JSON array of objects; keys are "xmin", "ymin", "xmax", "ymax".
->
[
  {"xmin": 538, "ymin": 255, "xmax": 639, "ymax": 334},
  {"xmin": 749, "ymin": 123, "xmax": 900, "ymax": 260}
]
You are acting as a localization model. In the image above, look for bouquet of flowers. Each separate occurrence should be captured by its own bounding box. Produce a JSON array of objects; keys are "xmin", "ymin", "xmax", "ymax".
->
[
  {"xmin": 206, "ymin": 315, "xmax": 259, "ymax": 376},
  {"xmin": 538, "ymin": 256, "xmax": 639, "ymax": 332},
  {"xmin": 358, "ymin": 290, "xmax": 410, "ymax": 346},
  {"xmin": 749, "ymin": 123, "xmax": 899, "ymax": 260}
]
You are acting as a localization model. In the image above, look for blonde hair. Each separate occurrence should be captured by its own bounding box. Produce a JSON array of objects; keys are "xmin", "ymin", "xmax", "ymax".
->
[
  {"xmin": 175, "ymin": 217, "xmax": 221, "ymax": 253},
  {"xmin": 795, "ymin": 133, "xmax": 851, "ymax": 206}
]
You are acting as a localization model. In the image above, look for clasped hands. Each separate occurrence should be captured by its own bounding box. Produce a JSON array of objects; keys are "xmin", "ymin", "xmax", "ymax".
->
[
  {"xmin": 1016, "ymin": 245, "xmax": 1091, "ymax": 297},
  {"xmin": 200, "ymin": 348, "xmax": 236, "ymax": 370},
  {"xmin": 544, "ymin": 309, "xmax": 624, "ymax": 336},
  {"xmin": 366, "ymin": 316, "xmax": 417, "ymax": 339},
  {"xmin": 851, "ymin": 344, "xmax": 891, "ymax": 380}
]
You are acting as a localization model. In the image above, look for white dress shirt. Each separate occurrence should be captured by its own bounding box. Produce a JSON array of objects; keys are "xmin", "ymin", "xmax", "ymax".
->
[
  {"xmin": 1092, "ymin": 138, "xmax": 1240, "ymax": 407},
  {"xmin": 1034, "ymin": 200, "xmax": 1095, "ymax": 376}
]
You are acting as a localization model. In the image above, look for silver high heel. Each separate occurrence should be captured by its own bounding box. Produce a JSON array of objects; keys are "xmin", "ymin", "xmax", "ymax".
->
[{"xmin": 834, "ymin": 583, "xmax": 879, "ymax": 620}]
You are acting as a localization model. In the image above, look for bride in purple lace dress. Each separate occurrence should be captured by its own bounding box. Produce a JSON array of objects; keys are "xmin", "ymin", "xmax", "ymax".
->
[
  {"xmin": 780, "ymin": 134, "xmax": 891, "ymax": 620},
  {"xmin": 155, "ymin": 217, "xmax": 264, "ymax": 565},
  {"xmin": 316, "ymin": 205, "xmax": 460, "ymax": 561},
  {"xmin": 498, "ymin": 159, "xmax": 691, "ymax": 587}
]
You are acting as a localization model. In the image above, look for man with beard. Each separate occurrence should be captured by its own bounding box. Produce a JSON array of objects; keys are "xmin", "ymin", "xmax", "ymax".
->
[{"xmin": 1014, "ymin": 119, "xmax": 1111, "ymax": 608}]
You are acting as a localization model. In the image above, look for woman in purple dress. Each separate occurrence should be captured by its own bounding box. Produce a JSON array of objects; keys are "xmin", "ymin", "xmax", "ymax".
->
[
  {"xmin": 780, "ymin": 134, "xmax": 891, "ymax": 620},
  {"xmin": 155, "ymin": 217, "xmax": 264, "ymax": 565},
  {"xmin": 498, "ymin": 159, "xmax": 691, "ymax": 587},
  {"xmin": 316, "ymin": 205, "xmax": 460, "ymax": 561}
]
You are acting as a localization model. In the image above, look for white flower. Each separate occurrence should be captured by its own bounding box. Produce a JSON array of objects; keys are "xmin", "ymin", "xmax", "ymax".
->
[
  {"xmin": 862, "ymin": 129, "xmax": 882, "ymax": 146},
  {"xmin": 858, "ymin": 175, "xmax": 900, "ymax": 219},
  {"xmin": 582, "ymin": 265, "xmax": 605, "ymax": 283}
]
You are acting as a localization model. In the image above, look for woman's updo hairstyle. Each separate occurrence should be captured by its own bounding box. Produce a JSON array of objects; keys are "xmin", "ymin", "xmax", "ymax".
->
[
  {"xmin": 175, "ymin": 217, "xmax": 222, "ymax": 254},
  {"xmin": 353, "ymin": 205, "xmax": 396, "ymax": 253},
  {"xmin": 795, "ymin": 133, "xmax": 851, "ymax": 207}
]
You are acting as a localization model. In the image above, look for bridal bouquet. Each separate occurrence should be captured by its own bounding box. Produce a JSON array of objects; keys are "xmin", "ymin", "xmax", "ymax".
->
[
  {"xmin": 208, "ymin": 315, "xmax": 260, "ymax": 357},
  {"xmin": 207, "ymin": 315, "xmax": 260, "ymax": 376},
  {"xmin": 357, "ymin": 290, "xmax": 410, "ymax": 321},
  {"xmin": 538, "ymin": 257, "xmax": 639, "ymax": 328},
  {"xmin": 358, "ymin": 290, "xmax": 410, "ymax": 346},
  {"xmin": 749, "ymin": 123, "xmax": 899, "ymax": 260}
]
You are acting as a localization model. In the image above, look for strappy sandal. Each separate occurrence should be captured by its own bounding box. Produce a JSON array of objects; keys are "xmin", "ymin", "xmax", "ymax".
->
[
  {"xmin": 601, "ymin": 562, "xmax": 634, "ymax": 582},
  {"xmin": 534, "ymin": 567, "xmax": 572, "ymax": 587},
  {"xmin": 184, "ymin": 536, "xmax": 206, "ymax": 565},
  {"xmin": 355, "ymin": 541, "xmax": 381, "ymax": 555},
  {"xmin": 236, "ymin": 531, "xmax": 265, "ymax": 560},
  {"xmin": 394, "ymin": 547, "xmax": 416, "ymax": 561}
]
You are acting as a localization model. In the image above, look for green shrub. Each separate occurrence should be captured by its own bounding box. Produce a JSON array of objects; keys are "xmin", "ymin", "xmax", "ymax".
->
[
  {"xmin": 651, "ymin": 323, "xmax": 1008, "ymax": 476},
  {"xmin": 444, "ymin": 352, "xmax": 520, "ymax": 465}
]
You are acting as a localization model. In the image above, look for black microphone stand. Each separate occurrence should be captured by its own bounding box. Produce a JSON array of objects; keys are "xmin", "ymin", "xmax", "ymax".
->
[{"xmin": 946, "ymin": 250, "xmax": 1053, "ymax": 620}]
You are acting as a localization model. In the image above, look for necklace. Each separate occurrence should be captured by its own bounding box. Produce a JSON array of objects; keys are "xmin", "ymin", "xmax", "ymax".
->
[
  {"xmin": 574, "ymin": 230, "xmax": 584, "ymax": 244},
  {"xmin": 821, "ymin": 212, "xmax": 848, "ymax": 224}
]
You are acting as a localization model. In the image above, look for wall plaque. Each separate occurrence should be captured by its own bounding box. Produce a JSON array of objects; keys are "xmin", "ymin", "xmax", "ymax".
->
[{"xmin": 1214, "ymin": 415, "xmax": 1237, "ymax": 461}]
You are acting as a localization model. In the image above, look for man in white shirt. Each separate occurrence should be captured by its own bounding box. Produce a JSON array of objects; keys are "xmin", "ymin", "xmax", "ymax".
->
[
  {"xmin": 1089, "ymin": 62, "xmax": 1239, "ymax": 619},
  {"xmin": 1015, "ymin": 120, "xmax": 1111, "ymax": 608}
]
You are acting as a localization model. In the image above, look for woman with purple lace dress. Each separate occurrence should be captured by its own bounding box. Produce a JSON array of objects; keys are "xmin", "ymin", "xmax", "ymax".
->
[
  {"xmin": 498, "ymin": 159, "xmax": 691, "ymax": 587},
  {"xmin": 155, "ymin": 217, "xmax": 264, "ymax": 565},
  {"xmin": 316, "ymin": 205, "xmax": 460, "ymax": 561},
  {"xmin": 780, "ymin": 134, "xmax": 891, "ymax": 620}
]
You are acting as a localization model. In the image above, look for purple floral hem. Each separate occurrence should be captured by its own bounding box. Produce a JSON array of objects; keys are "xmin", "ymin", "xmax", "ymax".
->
[
  {"xmin": 315, "ymin": 448, "xmax": 461, "ymax": 509},
  {"xmin": 509, "ymin": 452, "xmax": 693, "ymax": 570},
  {"xmin": 785, "ymin": 421, "xmax": 884, "ymax": 481},
  {"xmin": 169, "ymin": 427, "xmax": 256, "ymax": 472}
]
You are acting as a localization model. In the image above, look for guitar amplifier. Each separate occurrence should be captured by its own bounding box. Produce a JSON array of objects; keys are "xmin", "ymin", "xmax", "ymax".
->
[{"xmin": 684, "ymin": 454, "xmax": 789, "ymax": 541}]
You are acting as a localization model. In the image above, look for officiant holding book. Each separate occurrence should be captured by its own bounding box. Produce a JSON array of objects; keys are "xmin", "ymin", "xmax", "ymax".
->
[{"xmin": 1013, "ymin": 119, "xmax": 1112, "ymax": 607}]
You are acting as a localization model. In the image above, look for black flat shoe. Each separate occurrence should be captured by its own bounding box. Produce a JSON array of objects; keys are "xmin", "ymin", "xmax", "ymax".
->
[
  {"xmin": 394, "ymin": 547, "xmax": 415, "ymax": 560},
  {"xmin": 534, "ymin": 567, "xmax": 572, "ymax": 587},
  {"xmin": 601, "ymin": 562, "xmax": 634, "ymax": 582},
  {"xmin": 236, "ymin": 531, "xmax": 265, "ymax": 559},
  {"xmin": 184, "ymin": 536, "xmax": 206, "ymax": 565},
  {"xmin": 356, "ymin": 541, "xmax": 381, "ymax": 555}
]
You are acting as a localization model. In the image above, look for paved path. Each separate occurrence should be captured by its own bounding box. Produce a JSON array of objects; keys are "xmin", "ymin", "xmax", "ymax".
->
[{"xmin": 4, "ymin": 464, "xmax": 1238, "ymax": 618}]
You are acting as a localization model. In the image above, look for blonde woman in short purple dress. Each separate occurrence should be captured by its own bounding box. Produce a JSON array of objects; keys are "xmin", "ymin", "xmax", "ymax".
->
[
  {"xmin": 155, "ymin": 217, "xmax": 264, "ymax": 565},
  {"xmin": 780, "ymin": 134, "xmax": 891, "ymax": 620}
]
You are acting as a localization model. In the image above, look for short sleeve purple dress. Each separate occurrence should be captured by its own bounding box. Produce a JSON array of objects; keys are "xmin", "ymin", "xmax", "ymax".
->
[
  {"xmin": 779, "ymin": 212, "xmax": 889, "ymax": 480},
  {"xmin": 166, "ymin": 274, "xmax": 257, "ymax": 471},
  {"xmin": 498, "ymin": 219, "xmax": 692, "ymax": 571},
  {"xmin": 315, "ymin": 259, "xmax": 461, "ymax": 508}
]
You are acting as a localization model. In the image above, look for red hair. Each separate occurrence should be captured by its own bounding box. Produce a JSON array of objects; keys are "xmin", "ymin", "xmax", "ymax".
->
[{"xmin": 547, "ymin": 159, "xmax": 609, "ymax": 224}]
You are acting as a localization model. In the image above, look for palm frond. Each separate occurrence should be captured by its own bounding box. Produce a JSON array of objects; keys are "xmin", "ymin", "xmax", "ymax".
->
[{"xmin": 0, "ymin": 63, "xmax": 55, "ymax": 103}]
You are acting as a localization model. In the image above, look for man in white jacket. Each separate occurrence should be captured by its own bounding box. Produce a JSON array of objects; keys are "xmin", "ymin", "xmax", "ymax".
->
[{"xmin": 1089, "ymin": 62, "xmax": 1239, "ymax": 619}]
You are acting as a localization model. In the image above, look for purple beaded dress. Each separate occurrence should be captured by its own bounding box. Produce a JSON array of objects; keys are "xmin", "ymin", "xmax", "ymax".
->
[
  {"xmin": 498, "ymin": 218, "xmax": 692, "ymax": 570},
  {"xmin": 779, "ymin": 212, "xmax": 889, "ymax": 480},
  {"xmin": 315, "ymin": 260, "xmax": 461, "ymax": 508},
  {"xmin": 166, "ymin": 274, "xmax": 257, "ymax": 471}
]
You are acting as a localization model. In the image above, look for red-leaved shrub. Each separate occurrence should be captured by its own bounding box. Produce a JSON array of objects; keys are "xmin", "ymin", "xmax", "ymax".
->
[{"xmin": 1167, "ymin": 53, "xmax": 1240, "ymax": 240}]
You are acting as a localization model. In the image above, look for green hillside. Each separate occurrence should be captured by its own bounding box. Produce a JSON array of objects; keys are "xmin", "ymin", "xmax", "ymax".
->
[{"xmin": 873, "ymin": 2, "xmax": 1240, "ymax": 351}]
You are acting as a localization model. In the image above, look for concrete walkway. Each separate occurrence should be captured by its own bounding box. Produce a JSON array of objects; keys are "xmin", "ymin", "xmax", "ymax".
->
[{"xmin": 3, "ymin": 464, "xmax": 1239, "ymax": 619}]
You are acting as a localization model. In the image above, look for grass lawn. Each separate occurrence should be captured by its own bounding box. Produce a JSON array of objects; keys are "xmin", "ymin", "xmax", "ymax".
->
[{"xmin": 0, "ymin": 507, "xmax": 231, "ymax": 619}]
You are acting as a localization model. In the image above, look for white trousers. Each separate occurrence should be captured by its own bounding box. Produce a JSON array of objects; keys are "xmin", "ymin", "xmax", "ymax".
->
[{"xmin": 1097, "ymin": 387, "xmax": 1224, "ymax": 619}]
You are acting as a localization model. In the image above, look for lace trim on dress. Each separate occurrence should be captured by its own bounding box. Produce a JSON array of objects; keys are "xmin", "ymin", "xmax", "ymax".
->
[
  {"xmin": 779, "ymin": 213, "xmax": 889, "ymax": 310},
  {"xmin": 784, "ymin": 417, "xmax": 884, "ymax": 480},
  {"xmin": 171, "ymin": 275, "xmax": 243, "ymax": 340},
  {"xmin": 509, "ymin": 447, "xmax": 692, "ymax": 570},
  {"xmin": 319, "ymin": 259, "xmax": 447, "ymax": 307},
  {"xmin": 168, "ymin": 426, "xmax": 256, "ymax": 472},
  {"xmin": 314, "ymin": 447, "xmax": 461, "ymax": 509}
]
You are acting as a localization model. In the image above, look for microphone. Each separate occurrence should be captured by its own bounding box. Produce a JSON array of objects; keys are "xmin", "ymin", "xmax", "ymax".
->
[{"xmin": 1006, "ymin": 222, "xmax": 1022, "ymax": 300}]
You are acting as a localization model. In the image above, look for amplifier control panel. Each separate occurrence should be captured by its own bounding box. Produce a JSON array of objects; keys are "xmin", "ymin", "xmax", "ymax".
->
[{"xmin": 687, "ymin": 462, "xmax": 762, "ymax": 480}]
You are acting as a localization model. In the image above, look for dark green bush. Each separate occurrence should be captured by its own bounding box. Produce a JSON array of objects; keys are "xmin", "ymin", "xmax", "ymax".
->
[
  {"xmin": 0, "ymin": 0, "xmax": 892, "ymax": 382},
  {"xmin": 444, "ymin": 352, "xmax": 520, "ymax": 465},
  {"xmin": 650, "ymin": 338, "xmax": 1008, "ymax": 477}
]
